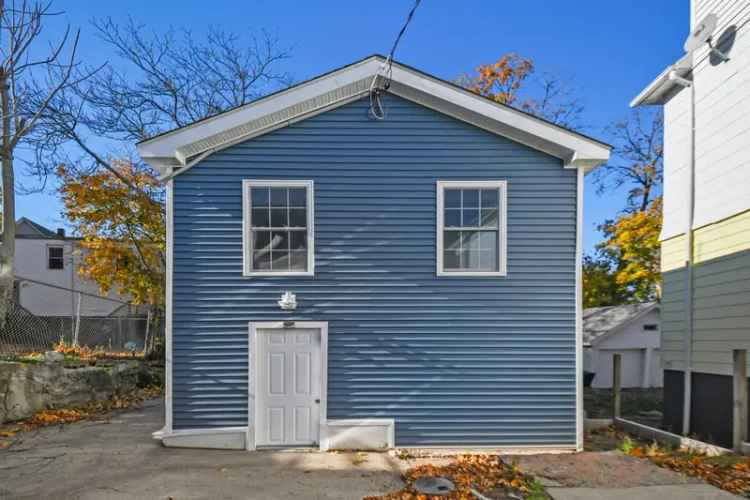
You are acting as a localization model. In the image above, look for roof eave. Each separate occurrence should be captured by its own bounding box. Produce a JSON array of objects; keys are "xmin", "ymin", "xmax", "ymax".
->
[
  {"xmin": 631, "ymin": 54, "xmax": 693, "ymax": 107},
  {"xmin": 139, "ymin": 56, "xmax": 611, "ymax": 178}
]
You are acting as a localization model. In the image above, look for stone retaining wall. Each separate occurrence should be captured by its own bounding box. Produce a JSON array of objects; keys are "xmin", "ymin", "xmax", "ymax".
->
[{"xmin": 0, "ymin": 360, "xmax": 159, "ymax": 423}]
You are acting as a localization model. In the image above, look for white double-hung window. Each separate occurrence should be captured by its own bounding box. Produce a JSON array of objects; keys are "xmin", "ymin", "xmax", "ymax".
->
[
  {"xmin": 436, "ymin": 180, "xmax": 507, "ymax": 276},
  {"xmin": 242, "ymin": 180, "xmax": 314, "ymax": 276}
]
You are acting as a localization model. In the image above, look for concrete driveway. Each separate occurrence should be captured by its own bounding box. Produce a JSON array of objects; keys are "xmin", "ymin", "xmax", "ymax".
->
[
  {"xmin": 0, "ymin": 400, "xmax": 403, "ymax": 500},
  {"xmin": 0, "ymin": 401, "xmax": 742, "ymax": 499}
]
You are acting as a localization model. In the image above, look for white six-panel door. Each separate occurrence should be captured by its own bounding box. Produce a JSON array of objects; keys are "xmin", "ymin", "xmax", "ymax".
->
[{"xmin": 255, "ymin": 328, "xmax": 321, "ymax": 447}]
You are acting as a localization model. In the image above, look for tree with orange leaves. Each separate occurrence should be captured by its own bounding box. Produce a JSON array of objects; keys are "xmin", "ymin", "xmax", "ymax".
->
[
  {"xmin": 461, "ymin": 53, "xmax": 584, "ymax": 129},
  {"xmin": 466, "ymin": 53, "xmax": 535, "ymax": 106},
  {"xmin": 57, "ymin": 162, "xmax": 165, "ymax": 308}
]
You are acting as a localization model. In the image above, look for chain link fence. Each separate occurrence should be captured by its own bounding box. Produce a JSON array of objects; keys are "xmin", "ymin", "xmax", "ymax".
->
[{"xmin": 1, "ymin": 290, "xmax": 163, "ymax": 356}]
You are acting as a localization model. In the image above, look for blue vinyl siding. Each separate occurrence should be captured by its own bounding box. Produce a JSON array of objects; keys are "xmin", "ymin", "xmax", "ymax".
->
[{"xmin": 171, "ymin": 94, "xmax": 577, "ymax": 446}]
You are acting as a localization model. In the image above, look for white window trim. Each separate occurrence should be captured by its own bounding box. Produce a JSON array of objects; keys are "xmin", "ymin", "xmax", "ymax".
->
[
  {"xmin": 436, "ymin": 180, "xmax": 507, "ymax": 277},
  {"xmin": 242, "ymin": 179, "xmax": 315, "ymax": 277},
  {"xmin": 47, "ymin": 244, "xmax": 65, "ymax": 270}
]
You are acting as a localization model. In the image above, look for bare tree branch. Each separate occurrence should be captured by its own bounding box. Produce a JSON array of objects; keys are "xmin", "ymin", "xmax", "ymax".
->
[
  {"xmin": 0, "ymin": 0, "xmax": 84, "ymax": 324},
  {"xmin": 594, "ymin": 109, "xmax": 664, "ymax": 212},
  {"xmin": 26, "ymin": 17, "xmax": 292, "ymax": 191}
]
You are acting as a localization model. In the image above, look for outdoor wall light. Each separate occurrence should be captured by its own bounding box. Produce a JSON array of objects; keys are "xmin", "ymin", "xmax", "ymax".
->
[{"xmin": 278, "ymin": 291, "xmax": 297, "ymax": 311}]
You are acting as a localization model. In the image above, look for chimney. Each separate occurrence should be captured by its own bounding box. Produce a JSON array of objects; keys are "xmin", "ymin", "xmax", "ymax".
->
[{"xmin": 56, "ymin": 228, "xmax": 65, "ymax": 237}]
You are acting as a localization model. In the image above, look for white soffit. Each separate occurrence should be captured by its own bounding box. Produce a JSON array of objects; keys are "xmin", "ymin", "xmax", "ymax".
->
[
  {"xmin": 137, "ymin": 55, "xmax": 611, "ymax": 177},
  {"xmin": 631, "ymin": 54, "xmax": 692, "ymax": 107}
]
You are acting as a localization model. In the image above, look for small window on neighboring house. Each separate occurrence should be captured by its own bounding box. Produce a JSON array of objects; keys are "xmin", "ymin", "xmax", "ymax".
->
[
  {"xmin": 48, "ymin": 246, "xmax": 64, "ymax": 270},
  {"xmin": 437, "ymin": 180, "xmax": 507, "ymax": 276},
  {"xmin": 242, "ymin": 180, "xmax": 314, "ymax": 276},
  {"xmin": 643, "ymin": 324, "xmax": 659, "ymax": 331}
]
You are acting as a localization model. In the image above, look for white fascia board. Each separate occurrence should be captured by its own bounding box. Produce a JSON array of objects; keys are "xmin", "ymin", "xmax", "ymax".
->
[
  {"xmin": 388, "ymin": 64, "xmax": 610, "ymax": 168},
  {"xmin": 137, "ymin": 57, "xmax": 383, "ymax": 166},
  {"xmin": 631, "ymin": 54, "xmax": 692, "ymax": 107},
  {"xmin": 138, "ymin": 56, "xmax": 611, "ymax": 177}
]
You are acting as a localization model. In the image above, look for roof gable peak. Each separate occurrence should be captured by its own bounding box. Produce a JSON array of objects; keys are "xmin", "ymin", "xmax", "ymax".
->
[{"xmin": 137, "ymin": 55, "xmax": 610, "ymax": 180}]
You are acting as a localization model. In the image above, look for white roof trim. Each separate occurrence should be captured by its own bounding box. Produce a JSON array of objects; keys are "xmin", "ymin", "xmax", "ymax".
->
[
  {"xmin": 138, "ymin": 55, "xmax": 611, "ymax": 178},
  {"xmin": 631, "ymin": 54, "xmax": 693, "ymax": 107}
]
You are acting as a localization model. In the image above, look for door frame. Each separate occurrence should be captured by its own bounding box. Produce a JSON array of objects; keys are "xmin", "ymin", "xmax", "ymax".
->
[{"xmin": 247, "ymin": 321, "xmax": 328, "ymax": 451}]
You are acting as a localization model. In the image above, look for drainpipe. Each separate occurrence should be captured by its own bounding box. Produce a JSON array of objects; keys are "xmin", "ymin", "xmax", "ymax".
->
[{"xmin": 672, "ymin": 69, "xmax": 696, "ymax": 436}]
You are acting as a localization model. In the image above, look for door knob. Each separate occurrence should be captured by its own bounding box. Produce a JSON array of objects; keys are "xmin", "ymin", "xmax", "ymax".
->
[{"xmin": 314, "ymin": 399, "xmax": 320, "ymax": 404}]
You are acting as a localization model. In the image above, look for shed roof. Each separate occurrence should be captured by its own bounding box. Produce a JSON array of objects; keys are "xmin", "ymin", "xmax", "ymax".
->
[
  {"xmin": 583, "ymin": 302, "xmax": 659, "ymax": 346},
  {"xmin": 137, "ymin": 55, "xmax": 611, "ymax": 179}
]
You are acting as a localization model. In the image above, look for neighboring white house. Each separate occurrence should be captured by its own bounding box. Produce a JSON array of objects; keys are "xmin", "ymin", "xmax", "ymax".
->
[
  {"xmin": 14, "ymin": 217, "xmax": 126, "ymax": 317},
  {"xmin": 583, "ymin": 302, "xmax": 662, "ymax": 389},
  {"xmin": 630, "ymin": 0, "xmax": 750, "ymax": 446}
]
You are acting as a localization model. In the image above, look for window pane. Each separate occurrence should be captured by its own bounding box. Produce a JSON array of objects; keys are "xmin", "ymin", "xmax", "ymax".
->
[
  {"xmin": 252, "ymin": 208, "xmax": 270, "ymax": 227},
  {"xmin": 247, "ymin": 184, "xmax": 312, "ymax": 274},
  {"xmin": 48, "ymin": 247, "xmax": 64, "ymax": 270},
  {"xmin": 271, "ymin": 208, "xmax": 288, "ymax": 227},
  {"xmin": 253, "ymin": 231, "xmax": 272, "ymax": 252},
  {"xmin": 444, "ymin": 250, "xmax": 460, "ymax": 269},
  {"xmin": 289, "ymin": 208, "xmax": 306, "ymax": 227},
  {"xmin": 462, "ymin": 209, "xmax": 480, "ymax": 227},
  {"xmin": 271, "ymin": 187, "xmax": 287, "ymax": 207},
  {"xmin": 290, "ymin": 232, "xmax": 307, "ymax": 251},
  {"xmin": 289, "ymin": 188, "xmax": 306, "ymax": 207},
  {"xmin": 462, "ymin": 250, "xmax": 481, "ymax": 269},
  {"xmin": 271, "ymin": 251, "xmax": 289, "ymax": 270},
  {"xmin": 445, "ymin": 189, "xmax": 461, "ymax": 208},
  {"xmin": 290, "ymin": 251, "xmax": 307, "ymax": 271},
  {"xmin": 462, "ymin": 231, "xmax": 480, "ymax": 251},
  {"xmin": 463, "ymin": 189, "xmax": 479, "ymax": 208},
  {"xmin": 479, "ymin": 231, "xmax": 497, "ymax": 251},
  {"xmin": 444, "ymin": 231, "xmax": 461, "ymax": 251},
  {"xmin": 251, "ymin": 187, "xmax": 270, "ymax": 207},
  {"xmin": 444, "ymin": 209, "xmax": 461, "ymax": 228},
  {"xmin": 253, "ymin": 251, "xmax": 271, "ymax": 270},
  {"xmin": 481, "ymin": 208, "xmax": 497, "ymax": 227},
  {"xmin": 270, "ymin": 231, "xmax": 289, "ymax": 251},
  {"xmin": 479, "ymin": 250, "xmax": 497, "ymax": 271},
  {"xmin": 481, "ymin": 188, "xmax": 499, "ymax": 209}
]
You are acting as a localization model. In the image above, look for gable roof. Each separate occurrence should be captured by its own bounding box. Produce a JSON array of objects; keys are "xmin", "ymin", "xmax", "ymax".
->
[
  {"xmin": 15, "ymin": 217, "xmax": 61, "ymax": 239},
  {"xmin": 583, "ymin": 302, "xmax": 659, "ymax": 346},
  {"xmin": 137, "ymin": 55, "xmax": 611, "ymax": 179}
]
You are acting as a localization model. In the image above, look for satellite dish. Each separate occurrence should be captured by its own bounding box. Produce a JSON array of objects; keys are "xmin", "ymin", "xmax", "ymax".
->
[{"xmin": 684, "ymin": 13, "xmax": 718, "ymax": 53}]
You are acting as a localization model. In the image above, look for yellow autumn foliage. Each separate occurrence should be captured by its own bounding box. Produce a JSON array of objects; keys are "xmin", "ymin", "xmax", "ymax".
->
[
  {"xmin": 57, "ymin": 162, "xmax": 165, "ymax": 308},
  {"xmin": 600, "ymin": 197, "xmax": 662, "ymax": 301}
]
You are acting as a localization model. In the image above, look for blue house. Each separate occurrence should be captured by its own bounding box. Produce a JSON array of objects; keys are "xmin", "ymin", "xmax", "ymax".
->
[{"xmin": 138, "ymin": 56, "xmax": 610, "ymax": 452}]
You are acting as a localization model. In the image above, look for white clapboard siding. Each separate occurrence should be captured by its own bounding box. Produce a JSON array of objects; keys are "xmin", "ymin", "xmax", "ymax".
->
[{"xmin": 662, "ymin": 1, "xmax": 750, "ymax": 239}]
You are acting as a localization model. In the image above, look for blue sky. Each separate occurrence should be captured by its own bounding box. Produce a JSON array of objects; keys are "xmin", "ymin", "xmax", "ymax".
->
[{"xmin": 18, "ymin": 0, "xmax": 687, "ymax": 252}]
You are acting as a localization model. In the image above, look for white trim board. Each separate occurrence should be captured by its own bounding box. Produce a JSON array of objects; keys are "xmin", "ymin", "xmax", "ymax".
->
[
  {"xmin": 137, "ymin": 55, "xmax": 610, "ymax": 177},
  {"xmin": 326, "ymin": 418, "xmax": 395, "ymax": 450},
  {"xmin": 248, "ymin": 321, "xmax": 329, "ymax": 451},
  {"xmin": 164, "ymin": 175, "xmax": 174, "ymax": 433},
  {"xmin": 575, "ymin": 167, "xmax": 584, "ymax": 451},
  {"xmin": 397, "ymin": 445, "xmax": 577, "ymax": 455},
  {"xmin": 435, "ymin": 180, "xmax": 508, "ymax": 277}
]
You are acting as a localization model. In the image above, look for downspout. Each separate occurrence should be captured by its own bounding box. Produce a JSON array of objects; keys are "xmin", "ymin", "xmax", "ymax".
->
[{"xmin": 670, "ymin": 69, "xmax": 696, "ymax": 436}]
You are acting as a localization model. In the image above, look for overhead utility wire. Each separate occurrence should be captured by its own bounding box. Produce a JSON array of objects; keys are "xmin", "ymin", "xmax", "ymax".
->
[{"xmin": 369, "ymin": 0, "xmax": 422, "ymax": 120}]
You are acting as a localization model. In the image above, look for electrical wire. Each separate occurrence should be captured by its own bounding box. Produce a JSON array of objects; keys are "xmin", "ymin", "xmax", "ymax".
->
[{"xmin": 369, "ymin": 0, "xmax": 423, "ymax": 120}]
